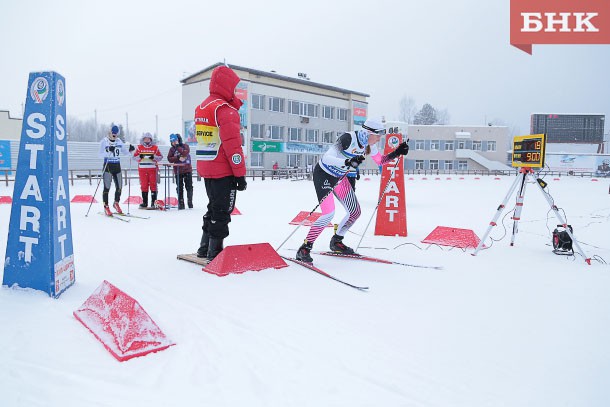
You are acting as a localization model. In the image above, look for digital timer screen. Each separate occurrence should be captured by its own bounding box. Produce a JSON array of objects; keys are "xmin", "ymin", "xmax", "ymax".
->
[{"xmin": 512, "ymin": 134, "xmax": 546, "ymax": 168}]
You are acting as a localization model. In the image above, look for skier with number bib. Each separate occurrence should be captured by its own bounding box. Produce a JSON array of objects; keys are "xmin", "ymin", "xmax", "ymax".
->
[
  {"xmin": 296, "ymin": 118, "xmax": 409, "ymax": 263},
  {"xmin": 133, "ymin": 132, "xmax": 163, "ymax": 209},
  {"xmin": 194, "ymin": 65, "xmax": 247, "ymax": 261},
  {"xmin": 98, "ymin": 125, "xmax": 135, "ymax": 216},
  {"xmin": 167, "ymin": 133, "xmax": 194, "ymax": 210}
]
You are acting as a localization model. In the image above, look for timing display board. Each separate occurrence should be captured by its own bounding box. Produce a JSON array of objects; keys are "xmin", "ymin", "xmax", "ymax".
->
[{"xmin": 512, "ymin": 133, "xmax": 546, "ymax": 168}]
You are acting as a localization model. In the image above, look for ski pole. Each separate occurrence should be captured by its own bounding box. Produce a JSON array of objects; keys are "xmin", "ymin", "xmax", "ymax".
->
[
  {"xmin": 127, "ymin": 151, "xmax": 132, "ymax": 215},
  {"xmin": 276, "ymin": 170, "xmax": 350, "ymax": 252},
  {"xmin": 355, "ymin": 156, "xmax": 403, "ymax": 252},
  {"xmin": 85, "ymin": 160, "xmax": 108, "ymax": 217}
]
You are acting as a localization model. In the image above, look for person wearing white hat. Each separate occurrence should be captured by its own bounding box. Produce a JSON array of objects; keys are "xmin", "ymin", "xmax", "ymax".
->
[
  {"xmin": 296, "ymin": 118, "xmax": 409, "ymax": 263},
  {"xmin": 98, "ymin": 125, "xmax": 135, "ymax": 216}
]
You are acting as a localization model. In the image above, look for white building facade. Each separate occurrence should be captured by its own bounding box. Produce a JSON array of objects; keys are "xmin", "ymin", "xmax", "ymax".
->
[{"xmin": 181, "ymin": 63, "xmax": 369, "ymax": 170}]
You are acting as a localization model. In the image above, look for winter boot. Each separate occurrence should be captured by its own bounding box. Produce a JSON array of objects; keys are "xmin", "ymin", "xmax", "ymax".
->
[
  {"xmin": 113, "ymin": 201, "xmax": 123, "ymax": 215},
  {"xmin": 196, "ymin": 229, "xmax": 210, "ymax": 258},
  {"xmin": 103, "ymin": 204, "xmax": 112, "ymax": 216},
  {"xmin": 187, "ymin": 189, "xmax": 193, "ymax": 209},
  {"xmin": 207, "ymin": 238, "xmax": 224, "ymax": 261},
  {"xmin": 151, "ymin": 191, "xmax": 158, "ymax": 203},
  {"xmin": 139, "ymin": 191, "xmax": 148, "ymax": 208},
  {"xmin": 329, "ymin": 234, "xmax": 354, "ymax": 255},
  {"xmin": 178, "ymin": 200, "xmax": 185, "ymax": 210},
  {"xmin": 296, "ymin": 240, "xmax": 313, "ymax": 263}
]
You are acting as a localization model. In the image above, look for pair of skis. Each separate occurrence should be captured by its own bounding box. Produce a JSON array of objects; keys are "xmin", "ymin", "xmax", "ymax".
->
[
  {"xmin": 99, "ymin": 212, "xmax": 150, "ymax": 222},
  {"xmin": 282, "ymin": 251, "xmax": 443, "ymax": 291}
]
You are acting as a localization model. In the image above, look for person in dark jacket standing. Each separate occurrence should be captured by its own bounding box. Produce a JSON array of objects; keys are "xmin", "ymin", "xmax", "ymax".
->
[
  {"xmin": 194, "ymin": 65, "xmax": 247, "ymax": 260},
  {"xmin": 167, "ymin": 133, "xmax": 193, "ymax": 210}
]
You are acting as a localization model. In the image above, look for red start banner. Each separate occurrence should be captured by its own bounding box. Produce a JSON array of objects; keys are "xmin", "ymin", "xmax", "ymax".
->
[
  {"xmin": 510, "ymin": 0, "xmax": 610, "ymax": 54},
  {"xmin": 374, "ymin": 134, "xmax": 407, "ymax": 237}
]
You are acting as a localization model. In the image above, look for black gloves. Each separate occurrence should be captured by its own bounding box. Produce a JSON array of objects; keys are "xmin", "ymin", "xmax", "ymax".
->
[
  {"xmin": 345, "ymin": 155, "xmax": 365, "ymax": 168},
  {"xmin": 387, "ymin": 142, "xmax": 409, "ymax": 160},
  {"xmin": 128, "ymin": 144, "xmax": 135, "ymax": 152},
  {"xmin": 108, "ymin": 145, "xmax": 115, "ymax": 153},
  {"xmin": 235, "ymin": 176, "xmax": 247, "ymax": 191},
  {"xmin": 139, "ymin": 154, "xmax": 145, "ymax": 159}
]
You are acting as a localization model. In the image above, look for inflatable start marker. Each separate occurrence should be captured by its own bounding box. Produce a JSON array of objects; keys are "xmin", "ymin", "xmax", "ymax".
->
[
  {"xmin": 374, "ymin": 133, "xmax": 407, "ymax": 237},
  {"xmin": 74, "ymin": 280, "xmax": 174, "ymax": 362},
  {"xmin": 3, "ymin": 71, "xmax": 75, "ymax": 297}
]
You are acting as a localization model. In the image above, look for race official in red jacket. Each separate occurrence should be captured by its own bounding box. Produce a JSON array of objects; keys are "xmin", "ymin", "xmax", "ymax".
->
[{"xmin": 194, "ymin": 65, "xmax": 247, "ymax": 260}]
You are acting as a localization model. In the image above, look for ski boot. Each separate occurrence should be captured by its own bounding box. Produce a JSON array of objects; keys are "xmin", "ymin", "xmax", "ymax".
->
[
  {"xmin": 113, "ymin": 202, "xmax": 123, "ymax": 215},
  {"xmin": 296, "ymin": 240, "xmax": 313, "ymax": 263},
  {"xmin": 103, "ymin": 204, "xmax": 112, "ymax": 216},
  {"xmin": 329, "ymin": 234, "xmax": 355, "ymax": 255}
]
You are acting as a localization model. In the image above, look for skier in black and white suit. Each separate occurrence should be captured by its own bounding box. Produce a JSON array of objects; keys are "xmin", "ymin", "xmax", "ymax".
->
[
  {"xmin": 98, "ymin": 125, "xmax": 135, "ymax": 215},
  {"xmin": 296, "ymin": 118, "xmax": 409, "ymax": 263}
]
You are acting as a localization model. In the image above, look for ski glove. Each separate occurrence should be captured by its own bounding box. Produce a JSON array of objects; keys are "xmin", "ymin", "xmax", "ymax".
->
[
  {"xmin": 235, "ymin": 176, "xmax": 247, "ymax": 191},
  {"xmin": 139, "ymin": 154, "xmax": 145, "ymax": 159},
  {"xmin": 128, "ymin": 144, "xmax": 135, "ymax": 152},
  {"xmin": 386, "ymin": 142, "xmax": 409, "ymax": 160},
  {"xmin": 108, "ymin": 145, "xmax": 116, "ymax": 153},
  {"xmin": 345, "ymin": 155, "xmax": 365, "ymax": 168}
]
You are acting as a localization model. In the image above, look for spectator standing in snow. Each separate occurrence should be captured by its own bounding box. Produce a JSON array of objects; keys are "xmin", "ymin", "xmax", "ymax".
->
[
  {"xmin": 98, "ymin": 125, "xmax": 135, "ymax": 215},
  {"xmin": 133, "ymin": 132, "xmax": 163, "ymax": 208},
  {"xmin": 194, "ymin": 65, "xmax": 247, "ymax": 261},
  {"xmin": 296, "ymin": 118, "xmax": 409, "ymax": 263},
  {"xmin": 167, "ymin": 133, "xmax": 194, "ymax": 210}
]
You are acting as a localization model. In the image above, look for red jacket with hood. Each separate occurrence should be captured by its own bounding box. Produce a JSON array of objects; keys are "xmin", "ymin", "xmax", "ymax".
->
[{"xmin": 194, "ymin": 66, "xmax": 246, "ymax": 179}]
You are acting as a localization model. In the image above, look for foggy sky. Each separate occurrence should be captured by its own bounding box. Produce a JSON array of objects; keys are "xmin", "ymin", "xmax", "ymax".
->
[{"xmin": 1, "ymin": 0, "xmax": 609, "ymax": 142}]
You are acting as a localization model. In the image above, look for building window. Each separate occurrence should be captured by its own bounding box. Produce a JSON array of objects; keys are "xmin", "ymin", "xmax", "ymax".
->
[
  {"xmin": 458, "ymin": 140, "xmax": 466, "ymax": 149},
  {"xmin": 251, "ymin": 124, "xmax": 264, "ymax": 139},
  {"xmin": 250, "ymin": 152, "xmax": 263, "ymax": 167},
  {"xmin": 252, "ymin": 94, "xmax": 265, "ymax": 110},
  {"xmin": 415, "ymin": 160, "xmax": 424, "ymax": 170},
  {"xmin": 287, "ymin": 154, "xmax": 301, "ymax": 168},
  {"xmin": 430, "ymin": 140, "xmax": 440, "ymax": 151},
  {"xmin": 415, "ymin": 140, "xmax": 425, "ymax": 150},
  {"xmin": 306, "ymin": 155, "xmax": 318, "ymax": 166},
  {"xmin": 487, "ymin": 140, "xmax": 496, "ymax": 152},
  {"xmin": 322, "ymin": 105, "xmax": 335, "ymax": 119},
  {"xmin": 429, "ymin": 160, "xmax": 439, "ymax": 170},
  {"xmin": 444, "ymin": 161, "xmax": 454, "ymax": 170},
  {"xmin": 288, "ymin": 100, "xmax": 318, "ymax": 117},
  {"xmin": 322, "ymin": 131, "xmax": 333, "ymax": 143},
  {"xmin": 268, "ymin": 97, "xmax": 285, "ymax": 113},
  {"xmin": 458, "ymin": 160, "xmax": 468, "ymax": 170},
  {"xmin": 472, "ymin": 141, "xmax": 482, "ymax": 151},
  {"xmin": 288, "ymin": 100, "xmax": 300, "ymax": 115},
  {"xmin": 337, "ymin": 108, "xmax": 348, "ymax": 121},
  {"xmin": 288, "ymin": 127, "xmax": 301, "ymax": 142},
  {"xmin": 444, "ymin": 141, "xmax": 454, "ymax": 151},
  {"xmin": 269, "ymin": 125, "xmax": 283, "ymax": 140},
  {"xmin": 305, "ymin": 129, "xmax": 318, "ymax": 143}
]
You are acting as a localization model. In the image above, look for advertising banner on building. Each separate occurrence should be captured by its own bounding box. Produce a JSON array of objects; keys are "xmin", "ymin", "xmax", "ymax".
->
[
  {"xmin": 3, "ymin": 71, "xmax": 75, "ymax": 298},
  {"xmin": 353, "ymin": 101, "xmax": 367, "ymax": 127},
  {"xmin": 252, "ymin": 140, "xmax": 283, "ymax": 153},
  {"xmin": 546, "ymin": 153, "xmax": 610, "ymax": 176},
  {"xmin": 0, "ymin": 140, "xmax": 11, "ymax": 169},
  {"xmin": 375, "ymin": 133, "xmax": 407, "ymax": 237},
  {"xmin": 285, "ymin": 142, "xmax": 329, "ymax": 155}
]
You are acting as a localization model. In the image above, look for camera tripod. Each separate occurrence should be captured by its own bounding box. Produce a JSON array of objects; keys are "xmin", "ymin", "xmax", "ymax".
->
[{"xmin": 472, "ymin": 167, "xmax": 590, "ymax": 264}]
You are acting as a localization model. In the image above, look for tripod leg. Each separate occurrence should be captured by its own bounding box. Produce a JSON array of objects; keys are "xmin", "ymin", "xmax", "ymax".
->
[
  {"xmin": 473, "ymin": 174, "xmax": 524, "ymax": 256},
  {"xmin": 510, "ymin": 173, "xmax": 529, "ymax": 246},
  {"xmin": 530, "ymin": 174, "xmax": 591, "ymax": 264}
]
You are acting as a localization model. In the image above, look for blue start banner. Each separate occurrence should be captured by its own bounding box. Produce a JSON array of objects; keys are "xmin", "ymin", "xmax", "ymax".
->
[
  {"xmin": 0, "ymin": 140, "xmax": 11, "ymax": 170},
  {"xmin": 3, "ymin": 71, "xmax": 75, "ymax": 298}
]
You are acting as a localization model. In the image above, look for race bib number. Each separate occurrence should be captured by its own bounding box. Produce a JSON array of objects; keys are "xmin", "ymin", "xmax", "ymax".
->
[{"xmin": 196, "ymin": 124, "xmax": 221, "ymax": 161}]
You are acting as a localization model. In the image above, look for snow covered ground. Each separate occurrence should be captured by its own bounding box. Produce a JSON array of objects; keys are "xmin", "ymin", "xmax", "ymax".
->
[{"xmin": 1, "ymin": 173, "xmax": 610, "ymax": 406}]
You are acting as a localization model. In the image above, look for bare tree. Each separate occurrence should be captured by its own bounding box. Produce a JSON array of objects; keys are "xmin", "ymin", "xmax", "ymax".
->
[
  {"xmin": 436, "ymin": 108, "xmax": 451, "ymax": 125},
  {"xmin": 399, "ymin": 96, "xmax": 417, "ymax": 124}
]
